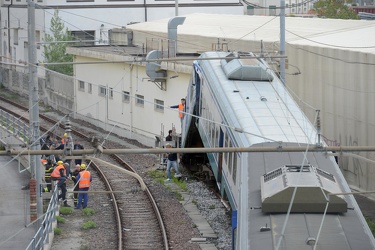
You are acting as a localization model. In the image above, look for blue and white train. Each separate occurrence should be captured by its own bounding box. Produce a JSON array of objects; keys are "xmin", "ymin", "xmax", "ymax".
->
[{"xmin": 181, "ymin": 51, "xmax": 375, "ymax": 249}]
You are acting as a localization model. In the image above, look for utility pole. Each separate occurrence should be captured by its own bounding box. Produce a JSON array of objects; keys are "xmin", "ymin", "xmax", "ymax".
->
[
  {"xmin": 280, "ymin": 0, "xmax": 286, "ymax": 85},
  {"xmin": 28, "ymin": 0, "xmax": 42, "ymax": 226}
]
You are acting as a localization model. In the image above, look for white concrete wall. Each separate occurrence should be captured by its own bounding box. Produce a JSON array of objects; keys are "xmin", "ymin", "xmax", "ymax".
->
[
  {"xmin": 287, "ymin": 45, "xmax": 375, "ymax": 197},
  {"xmin": 74, "ymin": 55, "xmax": 190, "ymax": 141}
]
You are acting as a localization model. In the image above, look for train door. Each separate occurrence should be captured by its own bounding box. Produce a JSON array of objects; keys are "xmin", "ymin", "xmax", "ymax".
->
[
  {"xmin": 193, "ymin": 62, "xmax": 202, "ymax": 118},
  {"xmin": 217, "ymin": 127, "xmax": 224, "ymax": 183}
]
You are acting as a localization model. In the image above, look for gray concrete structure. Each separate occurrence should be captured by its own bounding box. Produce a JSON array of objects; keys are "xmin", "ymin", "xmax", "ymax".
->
[{"xmin": 0, "ymin": 128, "xmax": 36, "ymax": 250}]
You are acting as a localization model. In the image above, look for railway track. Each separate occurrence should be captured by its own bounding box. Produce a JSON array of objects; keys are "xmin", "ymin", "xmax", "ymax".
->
[{"xmin": 0, "ymin": 96, "xmax": 168, "ymax": 249}]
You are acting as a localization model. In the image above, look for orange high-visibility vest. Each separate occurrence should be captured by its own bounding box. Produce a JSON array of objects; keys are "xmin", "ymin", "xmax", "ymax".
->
[
  {"xmin": 178, "ymin": 103, "xmax": 184, "ymax": 118},
  {"xmin": 51, "ymin": 165, "xmax": 66, "ymax": 179},
  {"xmin": 79, "ymin": 171, "xmax": 91, "ymax": 188}
]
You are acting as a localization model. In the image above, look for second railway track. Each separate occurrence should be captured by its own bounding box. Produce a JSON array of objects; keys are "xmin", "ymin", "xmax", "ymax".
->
[{"xmin": 0, "ymin": 95, "xmax": 168, "ymax": 249}]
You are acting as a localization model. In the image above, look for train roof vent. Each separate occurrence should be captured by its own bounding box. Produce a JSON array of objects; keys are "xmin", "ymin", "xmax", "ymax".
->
[
  {"xmin": 260, "ymin": 165, "xmax": 347, "ymax": 213},
  {"xmin": 221, "ymin": 54, "xmax": 274, "ymax": 81}
]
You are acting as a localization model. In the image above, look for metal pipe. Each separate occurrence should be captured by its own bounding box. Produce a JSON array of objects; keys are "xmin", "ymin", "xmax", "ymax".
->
[
  {"xmin": 35, "ymin": 55, "xmax": 288, "ymax": 66},
  {"xmin": 5, "ymin": 145, "xmax": 375, "ymax": 156}
]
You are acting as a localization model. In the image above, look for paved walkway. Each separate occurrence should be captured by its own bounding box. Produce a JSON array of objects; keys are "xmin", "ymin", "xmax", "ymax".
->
[
  {"xmin": 0, "ymin": 128, "xmax": 36, "ymax": 249},
  {"xmin": 164, "ymin": 181, "xmax": 218, "ymax": 250}
]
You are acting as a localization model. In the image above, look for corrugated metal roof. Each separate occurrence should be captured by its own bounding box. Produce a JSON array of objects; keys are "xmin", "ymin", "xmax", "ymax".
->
[{"xmin": 128, "ymin": 13, "xmax": 375, "ymax": 53}]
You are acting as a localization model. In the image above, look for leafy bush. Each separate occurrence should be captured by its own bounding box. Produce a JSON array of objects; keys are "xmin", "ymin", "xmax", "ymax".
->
[{"xmin": 366, "ymin": 218, "xmax": 375, "ymax": 236}]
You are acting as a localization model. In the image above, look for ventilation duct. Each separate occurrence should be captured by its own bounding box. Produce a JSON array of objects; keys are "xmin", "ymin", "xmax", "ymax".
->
[
  {"xmin": 221, "ymin": 53, "xmax": 273, "ymax": 81},
  {"xmin": 261, "ymin": 165, "xmax": 347, "ymax": 213},
  {"xmin": 168, "ymin": 17, "xmax": 186, "ymax": 57},
  {"xmin": 108, "ymin": 28, "xmax": 133, "ymax": 46},
  {"xmin": 146, "ymin": 50, "xmax": 166, "ymax": 82}
]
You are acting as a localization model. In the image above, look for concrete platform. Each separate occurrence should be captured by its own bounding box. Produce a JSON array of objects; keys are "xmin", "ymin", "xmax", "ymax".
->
[
  {"xmin": 166, "ymin": 181, "xmax": 218, "ymax": 250},
  {"xmin": 0, "ymin": 128, "xmax": 37, "ymax": 249}
]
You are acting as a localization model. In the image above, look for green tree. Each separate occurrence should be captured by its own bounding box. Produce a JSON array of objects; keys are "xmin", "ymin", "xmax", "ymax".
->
[
  {"xmin": 43, "ymin": 9, "xmax": 74, "ymax": 76},
  {"xmin": 313, "ymin": 0, "xmax": 360, "ymax": 19}
]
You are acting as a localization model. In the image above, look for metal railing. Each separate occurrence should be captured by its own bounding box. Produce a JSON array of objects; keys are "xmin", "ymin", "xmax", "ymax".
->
[
  {"xmin": 0, "ymin": 109, "xmax": 31, "ymax": 143},
  {"xmin": 25, "ymin": 185, "xmax": 59, "ymax": 250}
]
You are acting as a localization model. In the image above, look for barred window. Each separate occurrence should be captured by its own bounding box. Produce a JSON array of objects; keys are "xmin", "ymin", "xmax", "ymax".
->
[
  {"xmin": 109, "ymin": 87, "xmax": 113, "ymax": 99},
  {"xmin": 99, "ymin": 86, "xmax": 106, "ymax": 96},
  {"xmin": 135, "ymin": 94, "xmax": 144, "ymax": 107},
  {"xmin": 154, "ymin": 99, "xmax": 164, "ymax": 112},
  {"xmin": 123, "ymin": 91, "xmax": 130, "ymax": 103},
  {"xmin": 79, "ymin": 81, "xmax": 85, "ymax": 91}
]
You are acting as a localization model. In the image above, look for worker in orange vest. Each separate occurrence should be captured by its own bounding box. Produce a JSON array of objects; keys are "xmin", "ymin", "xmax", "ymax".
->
[
  {"xmin": 51, "ymin": 161, "xmax": 71, "ymax": 207},
  {"xmin": 75, "ymin": 164, "xmax": 92, "ymax": 209},
  {"xmin": 170, "ymin": 98, "xmax": 186, "ymax": 130}
]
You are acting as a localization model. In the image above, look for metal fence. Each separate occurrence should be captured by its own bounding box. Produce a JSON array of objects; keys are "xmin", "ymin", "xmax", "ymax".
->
[
  {"xmin": 0, "ymin": 108, "xmax": 59, "ymax": 250},
  {"xmin": 25, "ymin": 185, "xmax": 59, "ymax": 250},
  {"xmin": 0, "ymin": 109, "xmax": 31, "ymax": 143}
]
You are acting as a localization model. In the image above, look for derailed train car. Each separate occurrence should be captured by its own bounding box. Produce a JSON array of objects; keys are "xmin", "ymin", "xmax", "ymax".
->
[{"xmin": 181, "ymin": 51, "xmax": 375, "ymax": 249}]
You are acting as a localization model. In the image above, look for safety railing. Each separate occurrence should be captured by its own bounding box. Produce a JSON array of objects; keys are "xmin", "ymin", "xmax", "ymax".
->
[
  {"xmin": 0, "ymin": 109, "xmax": 31, "ymax": 143},
  {"xmin": 25, "ymin": 185, "xmax": 59, "ymax": 250}
]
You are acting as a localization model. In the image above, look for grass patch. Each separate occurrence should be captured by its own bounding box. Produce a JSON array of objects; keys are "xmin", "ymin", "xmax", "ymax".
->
[
  {"xmin": 148, "ymin": 170, "xmax": 167, "ymax": 184},
  {"xmin": 82, "ymin": 208, "xmax": 95, "ymax": 216},
  {"xmin": 174, "ymin": 190, "xmax": 184, "ymax": 201},
  {"xmin": 0, "ymin": 145, "xmax": 5, "ymax": 151},
  {"xmin": 192, "ymin": 199, "xmax": 197, "ymax": 205},
  {"xmin": 173, "ymin": 178, "xmax": 187, "ymax": 191},
  {"xmin": 80, "ymin": 245, "xmax": 89, "ymax": 250},
  {"xmin": 59, "ymin": 207, "xmax": 73, "ymax": 215},
  {"xmin": 366, "ymin": 218, "xmax": 375, "ymax": 236},
  {"xmin": 54, "ymin": 228, "xmax": 62, "ymax": 235},
  {"xmin": 81, "ymin": 220, "xmax": 96, "ymax": 230},
  {"xmin": 209, "ymin": 204, "xmax": 216, "ymax": 209},
  {"xmin": 56, "ymin": 216, "xmax": 65, "ymax": 223}
]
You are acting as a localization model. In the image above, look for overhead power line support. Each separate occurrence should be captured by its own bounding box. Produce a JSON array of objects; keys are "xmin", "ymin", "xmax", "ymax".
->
[
  {"xmin": 27, "ymin": 0, "xmax": 42, "ymax": 228},
  {"xmin": 280, "ymin": 0, "xmax": 286, "ymax": 85}
]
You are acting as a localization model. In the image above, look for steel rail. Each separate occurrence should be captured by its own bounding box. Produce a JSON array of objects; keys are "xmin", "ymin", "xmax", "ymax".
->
[
  {"xmin": 0, "ymin": 96, "xmax": 169, "ymax": 249},
  {"xmin": 89, "ymin": 161, "xmax": 123, "ymax": 250}
]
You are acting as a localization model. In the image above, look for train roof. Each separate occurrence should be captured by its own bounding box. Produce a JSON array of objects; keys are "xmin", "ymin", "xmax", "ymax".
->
[
  {"xmin": 241, "ymin": 142, "xmax": 375, "ymax": 250},
  {"xmin": 197, "ymin": 51, "xmax": 318, "ymax": 146}
]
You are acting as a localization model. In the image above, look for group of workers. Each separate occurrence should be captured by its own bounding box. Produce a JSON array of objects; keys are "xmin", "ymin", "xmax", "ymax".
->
[
  {"xmin": 44, "ymin": 160, "xmax": 92, "ymax": 208},
  {"xmin": 40, "ymin": 133, "xmax": 92, "ymax": 209}
]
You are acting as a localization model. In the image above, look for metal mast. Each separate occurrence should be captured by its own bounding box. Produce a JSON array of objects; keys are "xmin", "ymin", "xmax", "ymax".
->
[
  {"xmin": 280, "ymin": 0, "xmax": 286, "ymax": 85},
  {"xmin": 28, "ymin": 0, "xmax": 42, "ymax": 224}
]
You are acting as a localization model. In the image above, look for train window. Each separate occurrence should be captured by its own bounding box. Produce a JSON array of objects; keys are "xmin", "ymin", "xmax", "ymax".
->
[
  {"xmin": 286, "ymin": 165, "xmax": 311, "ymax": 172},
  {"xmin": 224, "ymin": 134, "xmax": 228, "ymax": 165},
  {"xmin": 78, "ymin": 81, "xmax": 85, "ymax": 91},
  {"xmin": 88, "ymin": 83, "xmax": 92, "ymax": 94},
  {"xmin": 109, "ymin": 87, "xmax": 113, "ymax": 99},
  {"xmin": 154, "ymin": 99, "xmax": 164, "ymax": 112},
  {"xmin": 135, "ymin": 94, "xmax": 144, "ymax": 107},
  {"xmin": 122, "ymin": 91, "xmax": 130, "ymax": 103},
  {"xmin": 228, "ymin": 140, "xmax": 233, "ymax": 174},
  {"xmin": 99, "ymin": 85, "xmax": 106, "ymax": 96},
  {"xmin": 232, "ymin": 154, "xmax": 237, "ymax": 184}
]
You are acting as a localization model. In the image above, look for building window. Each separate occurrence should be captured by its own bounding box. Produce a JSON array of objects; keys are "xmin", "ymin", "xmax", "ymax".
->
[
  {"xmin": 79, "ymin": 80, "xmax": 85, "ymax": 91},
  {"xmin": 122, "ymin": 91, "xmax": 130, "ymax": 103},
  {"xmin": 109, "ymin": 87, "xmax": 113, "ymax": 99},
  {"xmin": 154, "ymin": 99, "xmax": 164, "ymax": 112},
  {"xmin": 71, "ymin": 30, "xmax": 95, "ymax": 46},
  {"xmin": 99, "ymin": 85, "xmax": 106, "ymax": 96},
  {"xmin": 36, "ymin": 30, "xmax": 40, "ymax": 49},
  {"xmin": 88, "ymin": 83, "xmax": 92, "ymax": 93},
  {"xmin": 13, "ymin": 29, "xmax": 18, "ymax": 45},
  {"xmin": 135, "ymin": 94, "xmax": 144, "ymax": 107}
]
